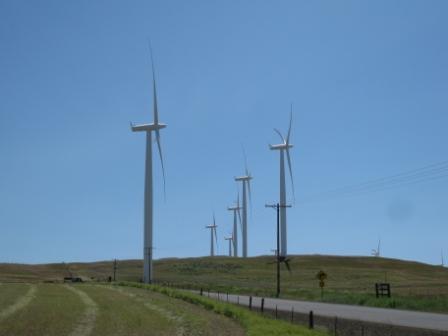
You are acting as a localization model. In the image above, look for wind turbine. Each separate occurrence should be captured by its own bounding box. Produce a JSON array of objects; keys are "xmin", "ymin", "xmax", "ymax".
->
[
  {"xmin": 269, "ymin": 107, "xmax": 294, "ymax": 257},
  {"xmin": 130, "ymin": 47, "xmax": 166, "ymax": 284},
  {"xmin": 442, "ymin": 249, "xmax": 445, "ymax": 267},
  {"xmin": 372, "ymin": 239, "xmax": 381, "ymax": 257},
  {"xmin": 235, "ymin": 152, "xmax": 253, "ymax": 258},
  {"xmin": 227, "ymin": 194, "xmax": 242, "ymax": 257},
  {"xmin": 225, "ymin": 235, "xmax": 233, "ymax": 257},
  {"xmin": 206, "ymin": 215, "xmax": 218, "ymax": 257}
]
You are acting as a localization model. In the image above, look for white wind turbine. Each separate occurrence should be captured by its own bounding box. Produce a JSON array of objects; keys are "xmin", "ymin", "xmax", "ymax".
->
[
  {"xmin": 269, "ymin": 108, "xmax": 294, "ymax": 257},
  {"xmin": 441, "ymin": 249, "xmax": 445, "ymax": 267},
  {"xmin": 224, "ymin": 235, "xmax": 233, "ymax": 257},
  {"xmin": 235, "ymin": 153, "xmax": 253, "ymax": 258},
  {"xmin": 372, "ymin": 239, "xmax": 381, "ymax": 257},
  {"xmin": 227, "ymin": 194, "xmax": 242, "ymax": 257},
  {"xmin": 130, "ymin": 48, "xmax": 166, "ymax": 284},
  {"xmin": 206, "ymin": 215, "xmax": 218, "ymax": 257}
]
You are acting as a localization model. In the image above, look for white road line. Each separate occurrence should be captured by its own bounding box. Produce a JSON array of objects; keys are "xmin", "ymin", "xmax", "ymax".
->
[
  {"xmin": 65, "ymin": 285, "xmax": 98, "ymax": 336},
  {"xmin": 0, "ymin": 284, "xmax": 37, "ymax": 320}
]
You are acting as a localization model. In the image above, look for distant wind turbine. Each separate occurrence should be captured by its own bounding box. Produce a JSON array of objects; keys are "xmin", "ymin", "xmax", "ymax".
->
[
  {"xmin": 372, "ymin": 239, "xmax": 381, "ymax": 257},
  {"xmin": 442, "ymin": 249, "xmax": 445, "ymax": 267},
  {"xmin": 130, "ymin": 46, "xmax": 166, "ymax": 284},
  {"xmin": 269, "ymin": 107, "xmax": 294, "ymax": 257},
  {"xmin": 206, "ymin": 215, "xmax": 218, "ymax": 257},
  {"xmin": 227, "ymin": 194, "xmax": 242, "ymax": 257},
  {"xmin": 235, "ymin": 151, "xmax": 253, "ymax": 258},
  {"xmin": 225, "ymin": 235, "xmax": 233, "ymax": 257}
]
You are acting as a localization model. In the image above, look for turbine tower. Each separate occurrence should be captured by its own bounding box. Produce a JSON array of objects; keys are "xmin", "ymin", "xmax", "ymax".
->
[
  {"xmin": 130, "ymin": 48, "xmax": 166, "ymax": 284},
  {"xmin": 227, "ymin": 194, "xmax": 242, "ymax": 257},
  {"xmin": 235, "ymin": 153, "xmax": 252, "ymax": 258},
  {"xmin": 269, "ymin": 108, "xmax": 294, "ymax": 258},
  {"xmin": 225, "ymin": 235, "xmax": 233, "ymax": 257},
  {"xmin": 206, "ymin": 215, "xmax": 218, "ymax": 257}
]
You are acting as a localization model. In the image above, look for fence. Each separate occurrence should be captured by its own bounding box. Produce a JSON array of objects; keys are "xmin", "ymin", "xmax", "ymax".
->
[{"xmin": 149, "ymin": 281, "xmax": 446, "ymax": 336}]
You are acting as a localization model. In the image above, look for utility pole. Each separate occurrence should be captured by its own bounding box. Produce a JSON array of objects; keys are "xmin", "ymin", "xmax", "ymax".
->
[
  {"xmin": 265, "ymin": 202, "xmax": 291, "ymax": 297},
  {"xmin": 113, "ymin": 259, "xmax": 117, "ymax": 281}
]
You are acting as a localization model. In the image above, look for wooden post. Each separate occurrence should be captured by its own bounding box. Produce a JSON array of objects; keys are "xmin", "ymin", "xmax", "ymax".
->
[
  {"xmin": 249, "ymin": 296, "xmax": 252, "ymax": 310},
  {"xmin": 113, "ymin": 259, "xmax": 117, "ymax": 281},
  {"xmin": 200, "ymin": 288, "xmax": 203, "ymax": 296},
  {"xmin": 291, "ymin": 307, "xmax": 294, "ymax": 322},
  {"xmin": 309, "ymin": 310, "xmax": 314, "ymax": 329},
  {"xmin": 275, "ymin": 305, "xmax": 278, "ymax": 319},
  {"xmin": 227, "ymin": 292, "xmax": 229, "ymax": 302},
  {"xmin": 334, "ymin": 317, "xmax": 338, "ymax": 336},
  {"xmin": 261, "ymin": 298, "xmax": 265, "ymax": 313}
]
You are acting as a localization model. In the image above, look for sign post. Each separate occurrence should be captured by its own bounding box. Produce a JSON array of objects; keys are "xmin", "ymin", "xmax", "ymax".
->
[{"xmin": 316, "ymin": 270, "xmax": 327, "ymax": 300}]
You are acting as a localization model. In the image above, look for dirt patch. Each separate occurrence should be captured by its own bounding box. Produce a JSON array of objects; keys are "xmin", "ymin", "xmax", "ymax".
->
[
  {"xmin": 103, "ymin": 285, "xmax": 186, "ymax": 336},
  {"xmin": 0, "ymin": 284, "xmax": 37, "ymax": 320},
  {"xmin": 65, "ymin": 285, "xmax": 98, "ymax": 336}
]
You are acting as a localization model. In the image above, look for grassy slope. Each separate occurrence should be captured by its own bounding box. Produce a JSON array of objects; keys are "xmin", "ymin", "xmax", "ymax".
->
[
  {"xmin": 84, "ymin": 284, "xmax": 245, "ymax": 336},
  {"xmin": 2, "ymin": 255, "xmax": 448, "ymax": 312},
  {"xmin": 120, "ymin": 282, "xmax": 325, "ymax": 336},
  {"xmin": 0, "ymin": 284, "xmax": 85, "ymax": 336},
  {"xmin": 0, "ymin": 283, "xmax": 247, "ymax": 336}
]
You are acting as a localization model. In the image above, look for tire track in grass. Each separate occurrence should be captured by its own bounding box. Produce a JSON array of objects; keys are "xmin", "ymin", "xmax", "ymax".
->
[
  {"xmin": 65, "ymin": 285, "xmax": 98, "ymax": 336},
  {"xmin": 0, "ymin": 284, "xmax": 37, "ymax": 320},
  {"xmin": 103, "ymin": 285, "xmax": 186, "ymax": 336}
]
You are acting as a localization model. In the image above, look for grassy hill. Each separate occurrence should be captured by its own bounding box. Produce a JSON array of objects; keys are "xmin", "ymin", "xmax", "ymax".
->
[{"xmin": 2, "ymin": 255, "xmax": 448, "ymax": 313}]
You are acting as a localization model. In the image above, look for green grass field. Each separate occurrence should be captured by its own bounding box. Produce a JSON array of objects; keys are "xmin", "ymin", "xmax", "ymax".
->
[
  {"xmin": 0, "ymin": 283, "xmax": 246, "ymax": 335},
  {"xmin": 0, "ymin": 282, "xmax": 323, "ymax": 336},
  {"xmin": 2, "ymin": 255, "xmax": 448, "ymax": 314}
]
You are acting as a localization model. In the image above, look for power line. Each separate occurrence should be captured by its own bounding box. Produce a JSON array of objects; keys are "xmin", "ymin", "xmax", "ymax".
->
[{"xmin": 297, "ymin": 160, "xmax": 448, "ymax": 205}]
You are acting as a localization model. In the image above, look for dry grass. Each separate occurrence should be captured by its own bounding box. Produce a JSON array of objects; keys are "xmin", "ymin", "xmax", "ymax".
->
[
  {"xmin": 2, "ymin": 255, "xmax": 448, "ymax": 313},
  {"xmin": 0, "ymin": 282, "xmax": 247, "ymax": 336}
]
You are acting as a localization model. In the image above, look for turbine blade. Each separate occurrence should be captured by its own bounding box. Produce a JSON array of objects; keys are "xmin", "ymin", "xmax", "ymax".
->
[
  {"xmin": 247, "ymin": 180, "xmax": 253, "ymax": 212},
  {"xmin": 274, "ymin": 128, "xmax": 286, "ymax": 143},
  {"xmin": 238, "ymin": 213, "xmax": 243, "ymax": 236},
  {"xmin": 214, "ymin": 226, "xmax": 218, "ymax": 252},
  {"xmin": 148, "ymin": 40, "xmax": 159, "ymax": 126},
  {"xmin": 237, "ymin": 193, "xmax": 242, "ymax": 224},
  {"xmin": 148, "ymin": 39, "xmax": 156, "ymax": 81},
  {"xmin": 242, "ymin": 145, "xmax": 249, "ymax": 176},
  {"xmin": 286, "ymin": 148, "xmax": 295, "ymax": 202},
  {"xmin": 153, "ymin": 80, "xmax": 159, "ymax": 125},
  {"xmin": 155, "ymin": 130, "xmax": 166, "ymax": 199},
  {"xmin": 286, "ymin": 104, "xmax": 293, "ymax": 144}
]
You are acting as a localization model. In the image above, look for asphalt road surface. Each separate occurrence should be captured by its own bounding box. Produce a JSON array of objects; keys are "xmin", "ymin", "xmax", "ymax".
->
[{"xmin": 202, "ymin": 291, "xmax": 448, "ymax": 332}]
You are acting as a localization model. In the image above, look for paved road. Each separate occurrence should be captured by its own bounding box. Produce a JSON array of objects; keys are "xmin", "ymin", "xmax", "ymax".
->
[{"xmin": 200, "ymin": 291, "xmax": 448, "ymax": 332}]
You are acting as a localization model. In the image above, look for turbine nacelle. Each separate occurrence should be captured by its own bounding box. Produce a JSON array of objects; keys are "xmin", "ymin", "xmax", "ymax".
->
[
  {"xmin": 131, "ymin": 122, "xmax": 167, "ymax": 132},
  {"xmin": 234, "ymin": 175, "xmax": 252, "ymax": 181},
  {"xmin": 269, "ymin": 143, "xmax": 293, "ymax": 151},
  {"xmin": 227, "ymin": 206, "xmax": 242, "ymax": 211}
]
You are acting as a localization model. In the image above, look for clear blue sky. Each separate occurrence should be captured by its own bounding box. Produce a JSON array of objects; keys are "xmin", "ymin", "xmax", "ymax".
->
[{"xmin": 1, "ymin": 0, "xmax": 447, "ymax": 265}]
